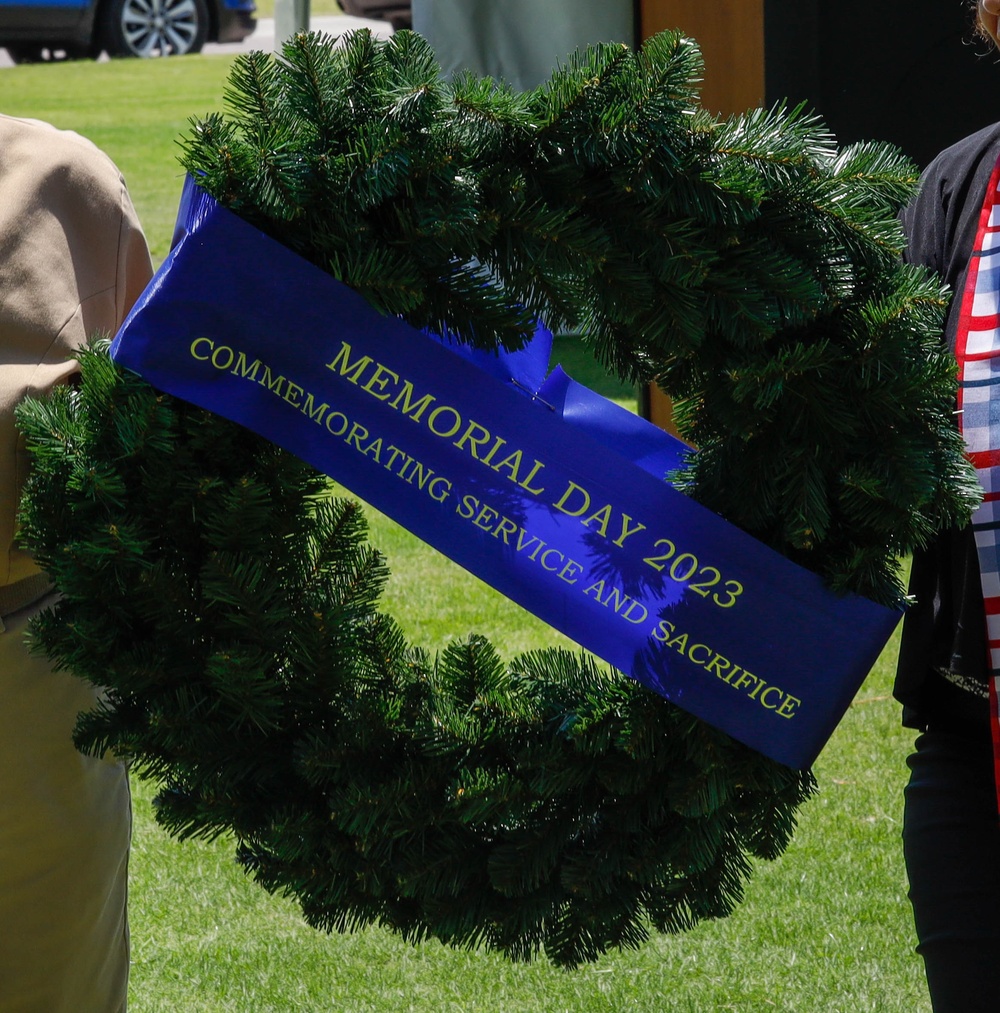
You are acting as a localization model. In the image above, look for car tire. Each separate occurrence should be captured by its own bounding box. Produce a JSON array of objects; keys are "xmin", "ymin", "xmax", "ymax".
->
[{"xmin": 99, "ymin": 0, "xmax": 208, "ymax": 57}]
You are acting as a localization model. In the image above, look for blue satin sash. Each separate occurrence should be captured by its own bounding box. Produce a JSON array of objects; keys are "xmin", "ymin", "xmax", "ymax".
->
[{"xmin": 110, "ymin": 178, "xmax": 899, "ymax": 768}]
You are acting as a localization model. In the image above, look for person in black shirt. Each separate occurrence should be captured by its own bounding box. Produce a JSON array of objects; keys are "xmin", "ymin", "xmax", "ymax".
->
[{"xmin": 897, "ymin": 3, "xmax": 1000, "ymax": 1010}]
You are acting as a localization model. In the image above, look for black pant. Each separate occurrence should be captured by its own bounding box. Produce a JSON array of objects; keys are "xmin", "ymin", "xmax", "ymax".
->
[{"xmin": 903, "ymin": 727, "xmax": 1000, "ymax": 1012}]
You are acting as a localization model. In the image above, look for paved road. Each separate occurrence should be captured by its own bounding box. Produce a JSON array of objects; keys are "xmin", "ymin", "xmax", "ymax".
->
[
  {"xmin": 212, "ymin": 14, "xmax": 392, "ymax": 53},
  {"xmin": 0, "ymin": 13, "xmax": 392, "ymax": 68}
]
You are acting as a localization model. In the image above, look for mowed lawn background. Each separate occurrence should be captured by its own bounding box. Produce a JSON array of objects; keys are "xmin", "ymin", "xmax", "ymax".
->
[{"xmin": 4, "ymin": 55, "xmax": 930, "ymax": 1012}]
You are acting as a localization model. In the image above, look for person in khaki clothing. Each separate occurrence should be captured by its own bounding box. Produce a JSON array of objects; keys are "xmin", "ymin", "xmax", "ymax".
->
[{"xmin": 0, "ymin": 113, "xmax": 152, "ymax": 1012}]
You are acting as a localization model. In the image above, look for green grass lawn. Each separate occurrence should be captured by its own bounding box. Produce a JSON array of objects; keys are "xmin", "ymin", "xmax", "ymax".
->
[{"xmin": 4, "ymin": 56, "xmax": 931, "ymax": 1011}]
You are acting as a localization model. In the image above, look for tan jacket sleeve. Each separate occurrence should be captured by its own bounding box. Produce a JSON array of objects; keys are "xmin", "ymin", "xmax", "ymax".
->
[{"xmin": 0, "ymin": 114, "xmax": 154, "ymax": 606}]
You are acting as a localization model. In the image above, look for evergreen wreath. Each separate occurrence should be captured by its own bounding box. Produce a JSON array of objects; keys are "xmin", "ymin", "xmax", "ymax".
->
[{"xmin": 15, "ymin": 29, "xmax": 980, "ymax": 967}]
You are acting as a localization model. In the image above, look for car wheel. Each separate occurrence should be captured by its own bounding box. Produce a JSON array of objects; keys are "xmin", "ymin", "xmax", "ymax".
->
[
  {"xmin": 5, "ymin": 43, "xmax": 94, "ymax": 63},
  {"xmin": 99, "ymin": 0, "xmax": 208, "ymax": 57}
]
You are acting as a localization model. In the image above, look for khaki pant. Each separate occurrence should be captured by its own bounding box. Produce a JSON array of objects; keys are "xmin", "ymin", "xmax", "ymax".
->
[{"xmin": 0, "ymin": 596, "xmax": 130, "ymax": 1013}]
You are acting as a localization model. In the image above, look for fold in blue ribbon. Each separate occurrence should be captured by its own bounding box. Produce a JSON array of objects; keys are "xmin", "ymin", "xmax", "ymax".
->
[{"xmin": 111, "ymin": 178, "xmax": 899, "ymax": 768}]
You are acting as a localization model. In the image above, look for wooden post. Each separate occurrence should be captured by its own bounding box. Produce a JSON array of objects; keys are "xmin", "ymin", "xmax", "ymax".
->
[
  {"xmin": 638, "ymin": 0, "xmax": 765, "ymax": 435},
  {"xmin": 638, "ymin": 0, "xmax": 765, "ymax": 114}
]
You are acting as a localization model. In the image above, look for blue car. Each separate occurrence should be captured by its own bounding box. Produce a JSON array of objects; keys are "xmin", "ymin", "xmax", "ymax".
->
[{"xmin": 0, "ymin": 0, "xmax": 255, "ymax": 62}]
